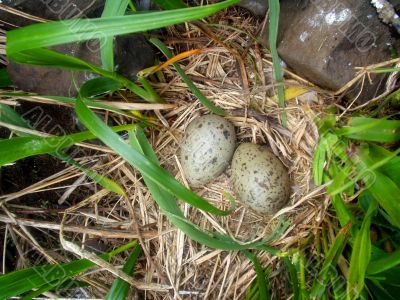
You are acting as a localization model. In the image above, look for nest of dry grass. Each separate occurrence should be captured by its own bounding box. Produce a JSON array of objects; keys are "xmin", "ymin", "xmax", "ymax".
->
[{"xmin": 1, "ymin": 6, "xmax": 399, "ymax": 300}]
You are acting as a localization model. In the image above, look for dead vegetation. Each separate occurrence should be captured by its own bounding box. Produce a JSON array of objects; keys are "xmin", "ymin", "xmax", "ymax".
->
[{"xmin": 0, "ymin": 6, "xmax": 398, "ymax": 299}]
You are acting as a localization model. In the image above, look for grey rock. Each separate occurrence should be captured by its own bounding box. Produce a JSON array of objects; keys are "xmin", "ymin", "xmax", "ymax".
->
[
  {"xmin": 7, "ymin": 35, "xmax": 155, "ymax": 97},
  {"xmin": 237, "ymin": 0, "xmax": 268, "ymax": 16},
  {"xmin": 0, "ymin": 0, "xmax": 105, "ymax": 28},
  {"xmin": 262, "ymin": 0, "xmax": 398, "ymax": 102}
]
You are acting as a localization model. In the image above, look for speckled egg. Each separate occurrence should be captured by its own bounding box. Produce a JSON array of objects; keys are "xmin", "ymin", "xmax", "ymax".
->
[
  {"xmin": 180, "ymin": 115, "xmax": 236, "ymax": 187},
  {"xmin": 231, "ymin": 143, "xmax": 290, "ymax": 215}
]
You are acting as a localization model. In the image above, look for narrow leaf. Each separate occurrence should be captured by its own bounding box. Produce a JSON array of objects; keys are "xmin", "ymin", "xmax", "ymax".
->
[
  {"xmin": 105, "ymin": 244, "xmax": 141, "ymax": 300},
  {"xmin": 149, "ymin": 38, "xmax": 227, "ymax": 116},
  {"xmin": 153, "ymin": 0, "xmax": 186, "ymax": 9},
  {"xmin": 0, "ymin": 104, "xmax": 125, "ymax": 196},
  {"xmin": 243, "ymin": 251, "xmax": 270, "ymax": 300},
  {"xmin": 310, "ymin": 221, "xmax": 352, "ymax": 298},
  {"xmin": 7, "ymin": 1, "xmax": 239, "ymax": 54},
  {"xmin": 79, "ymin": 77, "xmax": 123, "ymax": 98},
  {"xmin": 347, "ymin": 200, "xmax": 378, "ymax": 300},
  {"xmin": 313, "ymin": 135, "xmax": 327, "ymax": 185},
  {"xmin": 367, "ymin": 249, "xmax": 400, "ymax": 276},
  {"xmin": 268, "ymin": 0, "xmax": 287, "ymax": 127},
  {"xmin": 0, "ymin": 241, "xmax": 137, "ymax": 299},
  {"xmin": 0, "ymin": 124, "xmax": 136, "ymax": 166},
  {"xmin": 101, "ymin": 0, "xmax": 130, "ymax": 71},
  {"xmin": 338, "ymin": 117, "xmax": 400, "ymax": 143}
]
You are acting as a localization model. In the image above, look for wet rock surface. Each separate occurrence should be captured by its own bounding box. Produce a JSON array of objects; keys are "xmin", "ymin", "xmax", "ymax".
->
[
  {"xmin": 7, "ymin": 35, "xmax": 155, "ymax": 97},
  {"xmin": 237, "ymin": 0, "xmax": 268, "ymax": 16},
  {"xmin": 262, "ymin": 0, "xmax": 399, "ymax": 102},
  {"xmin": 0, "ymin": 0, "xmax": 105, "ymax": 28}
]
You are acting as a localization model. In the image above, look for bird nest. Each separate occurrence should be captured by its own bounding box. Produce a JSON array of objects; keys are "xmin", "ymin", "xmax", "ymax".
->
[
  {"xmin": 63, "ymin": 10, "xmax": 326, "ymax": 298},
  {"xmin": 4, "ymin": 7, "xmax": 396, "ymax": 300}
]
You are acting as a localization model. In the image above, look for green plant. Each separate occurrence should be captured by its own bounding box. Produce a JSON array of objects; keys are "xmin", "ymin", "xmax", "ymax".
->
[
  {"xmin": 293, "ymin": 114, "xmax": 399, "ymax": 300},
  {"xmin": 0, "ymin": 241, "xmax": 139, "ymax": 299}
]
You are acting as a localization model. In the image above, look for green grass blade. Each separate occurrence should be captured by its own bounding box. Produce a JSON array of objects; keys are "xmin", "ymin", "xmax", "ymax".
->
[
  {"xmin": 129, "ymin": 127, "xmax": 286, "ymax": 250},
  {"xmin": 101, "ymin": 0, "xmax": 130, "ymax": 71},
  {"xmin": 367, "ymin": 249, "xmax": 400, "ymax": 276},
  {"xmin": 56, "ymin": 152, "xmax": 126, "ymax": 196},
  {"xmin": 105, "ymin": 244, "xmax": 141, "ymax": 300},
  {"xmin": 0, "ymin": 241, "xmax": 137, "ymax": 299},
  {"xmin": 337, "ymin": 117, "xmax": 400, "ymax": 143},
  {"xmin": 380, "ymin": 156, "xmax": 400, "ymax": 186},
  {"xmin": 20, "ymin": 280, "xmax": 68, "ymax": 300},
  {"xmin": 153, "ymin": 0, "xmax": 186, "ymax": 9},
  {"xmin": 0, "ymin": 124, "xmax": 136, "ymax": 167},
  {"xmin": 312, "ymin": 135, "xmax": 327, "ymax": 185},
  {"xmin": 268, "ymin": 0, "xmax": 287, "ymax": 127},
  {"xmin": 0, "ymin": 104, "xmax": 125, "ymax": 196},
  {"xmin": 75, "ymin": 98, "xmax": 231, "ymax": 216},
  {"xmin": 370, "ymin": 67, "xmax": 400, "ymax": 73},
  {"xmin": 6, "ymin": 0, "xmax": 239, "ymax": 54},
  {"xmin": 0, "ymin": 103, "xmax": 30, "ymax": 128},
  {"xmin": 137, "ymin": 76, "xmax": 164, "ymax": 103},
  {"xmin": 331, "ymin": 195, "xmax": 356, "ymax": 229},
  {"xmin": 79, "ymin": 77, "xmax": 123, "ymax": 98},
  {"xmin": 243, "ymin": 251, "xmax": 270, "ymax": 300},
  {"xmin": 284, "ymin": 257, "xmax": 300, "ymax": 300},
  {"xmin": 0, "ymin": 68, "xmax": 12, "ymax": 87},
  {"xmin": 358, "ymin": 146, "xmax": 400, "ymax": 228},
  {"xmin": 329, "ymin": 145, "xmax": 400, "ymax": 196},
  {"xmin": 367, "ymin": 144, "xmax": 400, "ymax": 185},
  {"xmin": 149, "ymin": 38, "xmax": 227, "ymax": 116},
  {"xmin": 310, "ymin": 221, "xmax": 352, "ymax": 298},
  {"xmin": 8, "ymin": 48, "xmax": 155, "ymax": 101},
  {"xmin": 347, "ymin": 200, "xmax": 378, "ymax": 300}
]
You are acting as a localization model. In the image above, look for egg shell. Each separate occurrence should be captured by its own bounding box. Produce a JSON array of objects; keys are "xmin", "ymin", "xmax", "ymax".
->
[
  {"xmin": 180, "ymin": 115, "xmax": 236, "ymax": 187},
  {"xmin": 231, "ymin": 143, "xmax": 290, "ymax": 215}
]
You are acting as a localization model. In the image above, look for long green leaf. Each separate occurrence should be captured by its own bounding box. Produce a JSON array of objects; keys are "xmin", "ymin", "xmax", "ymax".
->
[
  {"xmin": 310, "ymin": 221, "xmax": 352, "ymax": 298},
  {"xmin": 243, "ymin": 251, "xmax": 270, "ymax": 300},
  {"xmin": 367, "ymin": 249, "xmax": 400, "ymax": 276},
  {"xmin": 101, "ymin": 0, "xmax": 130, "ymax": 71},
  {"xmin": 149, "ymin": 38, "xmax": 227, "ymax": 116},
  {"xmin": 0, "ymin": 124, "xmax": 135, "ymax": 167},
  {"xmin": 79, "ymin": 77, "xmax": 123, "ymax": 98},
  {"xmin": 0, "ymin": 241, "xmax": 137, "ymax": 299},
  {"xmin": 8, "ymin": 48, "xmax": 156, "ymax": 102},
  {"xmin": 337, "ymin": 117, "xmax": 400, "ymax": 143},
  {"xmin": 105, "ymin": 244, "xmax": 141, "ymax": 300},
  {"xmin": 0, "ymin": 68, "xmax": 12, "ymax": 87},
  {"xmin": 153, "ymin": 0, "xmax": 186, "ymax": 10},
  {"xmin": 6, "ymin": 0, "xmax": 239, "ymax": 54},
  {"xmin": 358, "ymin": 146, "xmax": 400, "ymax": 228},
  {"xmin": 284, "ymin": 257, "xmax": 300, "ymax": 300},
  {"xmin": 347, "ymin": 200, "xmax": 378, "ymax": 300},
  {"xmin": 312, "ymin": 135, "xmax": 327, "ymax": 186},
  {"xmin": 268, "ymin": 0, "xmax": 287, "ymax": 127}
]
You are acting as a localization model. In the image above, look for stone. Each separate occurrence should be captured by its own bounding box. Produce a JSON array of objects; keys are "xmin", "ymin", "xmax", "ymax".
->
[
  {"xmin": 262, "ymin": 0, "xmax": 399, "ymax": 102},
  {"xmin": 237, "ymin": 0, "xmax": 268, "ymax": 16},
  {"xmin": 0, "ymin": 0, "xmax": 105, "ymax": 28},
  {"xmin": 7, "ymin": 35, "xmax": 155, "ymax": 97}
]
